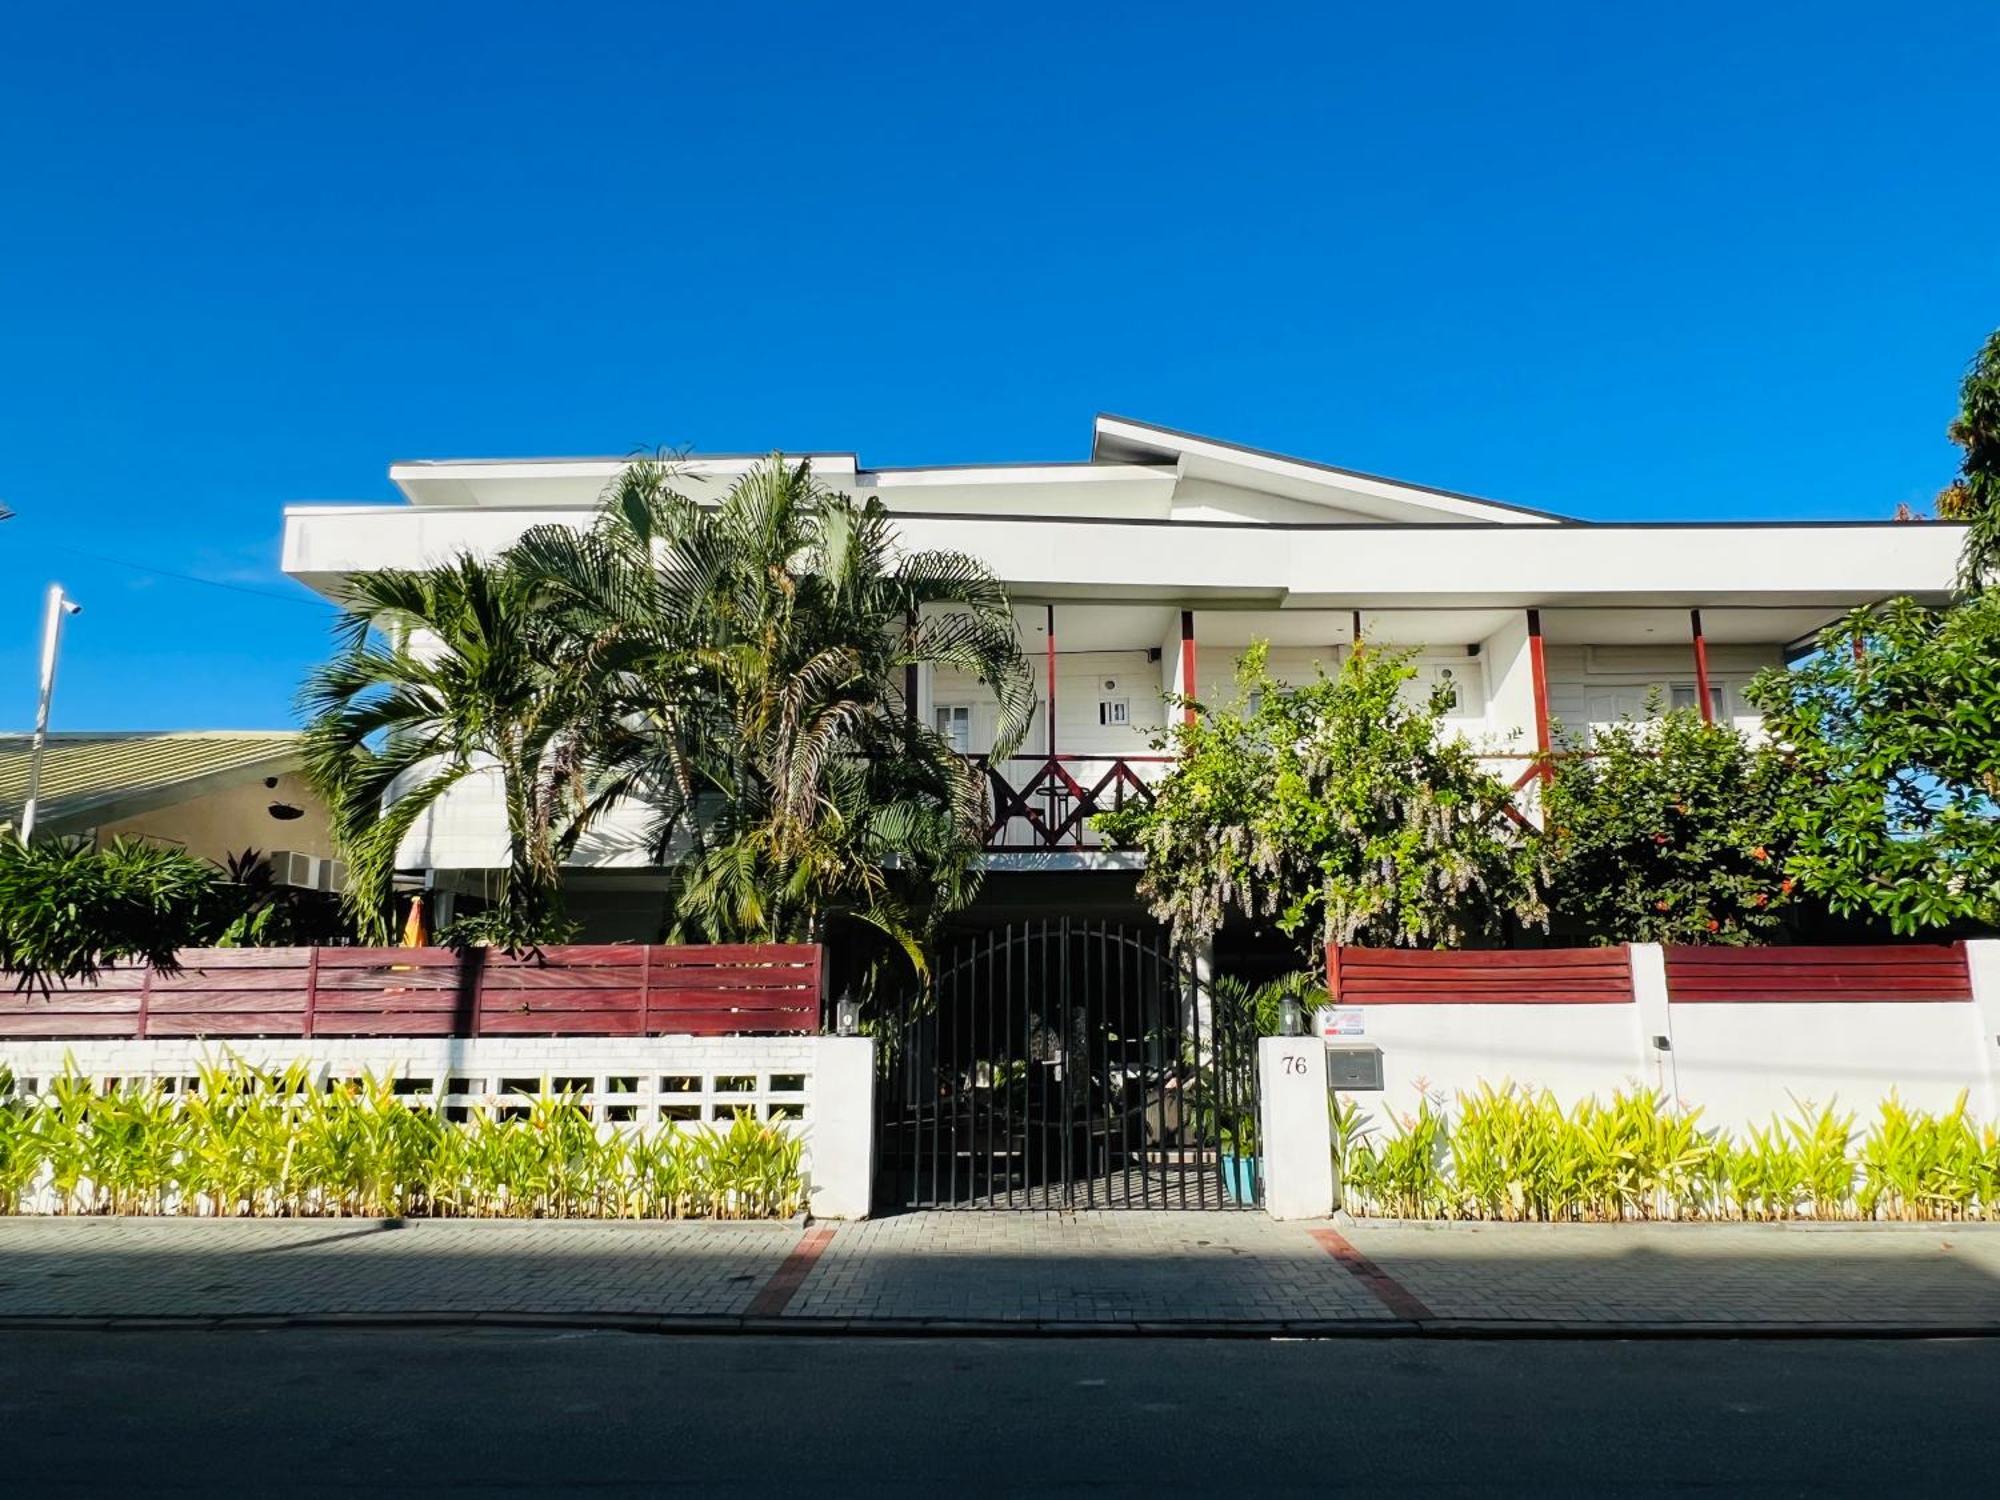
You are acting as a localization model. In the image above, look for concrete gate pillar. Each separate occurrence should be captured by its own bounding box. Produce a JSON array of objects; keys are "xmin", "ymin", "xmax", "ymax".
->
[
  {"xmin": 809, "ymin": 1036, "xmax": 876, "ymax": 1220},
  {"xmin": 1257, "ymin": 1035, "xmax": 1337, "ymax": 1220}
]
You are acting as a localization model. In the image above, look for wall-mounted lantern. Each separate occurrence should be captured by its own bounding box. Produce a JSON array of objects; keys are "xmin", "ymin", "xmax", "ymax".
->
[{"xmin": 1278, "ymin": 993, "xmax": 1305, "ymax": 1037}]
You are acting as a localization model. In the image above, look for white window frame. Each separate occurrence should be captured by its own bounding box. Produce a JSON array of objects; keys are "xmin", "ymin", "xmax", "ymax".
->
[
  {"xmin": 1668, "ymin": 681, "xmax": 1728, "ymax": 719},
  {"xmin": 1402, "ymin": 655, "xmax": 1486, "ymax": 719},
  {"xmin": 933, "ymin": 702, "xmax": 973, "ymax": 753}
]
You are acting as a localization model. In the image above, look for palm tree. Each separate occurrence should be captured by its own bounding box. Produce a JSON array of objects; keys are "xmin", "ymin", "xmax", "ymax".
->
[
  {"xmin": 512, "ymin": 453, "xmax": 1035, "ymax": 964},
  {"xmin": 299, "ymin": 554, "xmax": 605, "ymax": 948}
]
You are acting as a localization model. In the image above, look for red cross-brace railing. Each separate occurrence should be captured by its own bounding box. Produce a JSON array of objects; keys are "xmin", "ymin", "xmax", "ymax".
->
[{"xmin": 970, "ymin": 754, "xmax": 1168, "ymax": 849}]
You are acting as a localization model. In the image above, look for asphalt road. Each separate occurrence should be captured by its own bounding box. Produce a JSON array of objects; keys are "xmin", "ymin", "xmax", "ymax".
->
[{"xmin": 2, "ymin": 1331, "xmax": 1995, "ymax": 1494}]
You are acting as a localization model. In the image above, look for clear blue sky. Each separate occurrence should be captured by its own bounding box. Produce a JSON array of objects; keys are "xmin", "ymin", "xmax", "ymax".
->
[{"xmin": 1, "ymin": 2, "xmax": 1994, "ymax": 730}]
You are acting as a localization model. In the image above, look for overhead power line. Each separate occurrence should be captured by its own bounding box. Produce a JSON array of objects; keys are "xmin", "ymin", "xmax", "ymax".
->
[{"xmin": 36, "ymin": 541, "xmax": 332, "ymax": 608}]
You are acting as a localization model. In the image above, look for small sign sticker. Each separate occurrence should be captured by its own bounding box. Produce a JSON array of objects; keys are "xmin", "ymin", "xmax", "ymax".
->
[{"xmin": 1315, "ymin": 1006, "xmax": 1366, "ymax": 1039}]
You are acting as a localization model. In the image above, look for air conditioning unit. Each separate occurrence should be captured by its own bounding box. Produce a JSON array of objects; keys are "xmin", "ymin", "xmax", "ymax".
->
[{"xmin": 268, "ymin": 851, "xmax": 348, "ymax": 893}]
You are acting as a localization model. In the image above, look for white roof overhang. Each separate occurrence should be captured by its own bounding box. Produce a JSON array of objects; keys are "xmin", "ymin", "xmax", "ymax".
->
[
  {"xmin": 282, "ymin": 500, "xmax": 1963, "ymax": 615},
  {"xmin": 1090, "ymin": 415, "xmax": 1570, "ymax": 526}
]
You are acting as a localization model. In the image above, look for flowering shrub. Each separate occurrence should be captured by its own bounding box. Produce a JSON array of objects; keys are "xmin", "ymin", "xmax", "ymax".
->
[
  {"xmin": 1541, "ymin": 707, "xmax": 1798, "ymax": 945},
  {"xmin": 1098, "ymin": 643, "xmax": 1546, "ymax": 954}
]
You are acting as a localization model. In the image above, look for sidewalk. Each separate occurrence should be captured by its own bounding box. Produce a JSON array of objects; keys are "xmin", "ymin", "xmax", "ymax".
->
[{"xmin": 1, "ymin": 1212, "xmax": 1997, "ymax": 1335}]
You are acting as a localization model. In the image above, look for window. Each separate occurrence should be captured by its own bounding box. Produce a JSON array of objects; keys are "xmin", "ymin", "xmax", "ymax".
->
[
  {"xmin": 1432, "ymin": 666, "xmax": 1462, "ymax": 712},
  {"xmin": 1401, "ymin": 660, "xmax": 1483, "ymax": 718},
  {"xmin": 1668, "ymin": 683, "xmax": 1727, "ymax": 719},
  {"xmin": 1098, "ymin": 698, "xmax": 1130, "ymax": 726},
  {"xmin": 934, "ymin": 703, "xmax": 972, "ymax": 752}
]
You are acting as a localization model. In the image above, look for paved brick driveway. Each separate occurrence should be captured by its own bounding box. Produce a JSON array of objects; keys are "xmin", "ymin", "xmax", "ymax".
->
[
  {"xmin": 786, "ymin": 1212, "xmax": 1384, "ymax": 1324},
  {"xmin": 1, "ymin": 1213, "xmax": 1996, "ymax": 1332}
]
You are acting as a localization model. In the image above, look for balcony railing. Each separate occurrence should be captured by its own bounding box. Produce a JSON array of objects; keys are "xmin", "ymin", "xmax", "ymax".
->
[
  {"xmin": 967, "ymin": 749, "xmax": 1565, "ymax": 853},
  {"xmin": 969, "ymin": 755, "xmax": 1173, "ymax": 851}
]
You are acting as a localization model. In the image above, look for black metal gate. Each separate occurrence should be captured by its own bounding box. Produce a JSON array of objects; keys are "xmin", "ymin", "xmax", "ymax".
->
[{"xmin": 875, "ymin": 920, "xmax": 1262, "ymax": 1210}]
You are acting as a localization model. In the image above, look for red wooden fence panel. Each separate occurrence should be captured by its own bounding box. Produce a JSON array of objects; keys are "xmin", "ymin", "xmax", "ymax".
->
[
  {"xmin": 1662, "ymin": 943, "xmax": 1971, "ymax": 1003},
  {"xmin": 0, "ymin": 944, "xmax": 823, "ymax": 1040},
  {"xmin": 1326, "ymin": 944, "xmax": 1635, "ymax": 1005}
]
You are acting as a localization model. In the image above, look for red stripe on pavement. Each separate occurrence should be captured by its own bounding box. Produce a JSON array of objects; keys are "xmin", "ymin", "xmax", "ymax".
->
[
  {"xmin": 746, "ymin": 1228, "xmax": 834, "ymax": 1317},
  {"xmin": 1309, "ymin": 1228, "xmax": 1434, "ymax": 1321}
]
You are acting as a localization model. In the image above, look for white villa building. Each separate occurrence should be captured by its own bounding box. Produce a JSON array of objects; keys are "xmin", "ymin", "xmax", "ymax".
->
[{"xmin": 281, "ymin": 415, "xmax": 1964, "ymax": 938}]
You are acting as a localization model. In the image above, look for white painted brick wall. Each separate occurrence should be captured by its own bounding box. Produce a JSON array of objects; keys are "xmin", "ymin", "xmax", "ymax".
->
[{"xmin": 0, "ymin": 1034, "xmax": 877, "ymax": 1219}]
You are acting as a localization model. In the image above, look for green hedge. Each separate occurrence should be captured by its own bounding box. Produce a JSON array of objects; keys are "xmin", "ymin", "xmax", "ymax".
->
[
  {"xmin": 0, "ymin": 1063, "xmax": 802, "ymax": 1219},
  {"xmin": 1337, "ymin": 1084, "xmax": 2000, "ymax": 1222}
]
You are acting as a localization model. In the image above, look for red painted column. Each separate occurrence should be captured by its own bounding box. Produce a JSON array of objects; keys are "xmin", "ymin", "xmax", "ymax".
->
[
  {"xmin": 1526, "ymin": 608, "xmax": 1552, "ymax": 777},
  {"xmin": 1179, "ymin": 609, "xmax": 1197, "ymax": 726},
  {"xmin": 1350, "ymin": 609, "xmax": 1364, "ymax": 655},
  {"xmin": 1689, "ymin": 608, "xmax": 1714, "ymax": 723},
  {"xmin": 1045, "ymin": 603, "xmax": 1057, "ymax": 759}
]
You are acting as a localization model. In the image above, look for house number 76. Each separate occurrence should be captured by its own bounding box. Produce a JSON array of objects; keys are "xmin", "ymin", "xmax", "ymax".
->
[{"xmin": 1282, "ymin": 1054, "xmax": 1310, "ymax": 1075}]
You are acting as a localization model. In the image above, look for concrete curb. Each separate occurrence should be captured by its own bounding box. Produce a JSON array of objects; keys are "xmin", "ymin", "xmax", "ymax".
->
[
  {"xmin": 2, "ymin": 1311, "xmax": 1996, "ymax": 1340},
  {"xmin": 1336, "ymin": 1215, "xmax": 2000, "ymax": 1235}
]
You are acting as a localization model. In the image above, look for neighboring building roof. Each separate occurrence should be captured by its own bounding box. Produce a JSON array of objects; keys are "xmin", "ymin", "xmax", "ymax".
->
[{"xmin": 0, "ymin": 731, "xmax": 305, "ymax": 834}]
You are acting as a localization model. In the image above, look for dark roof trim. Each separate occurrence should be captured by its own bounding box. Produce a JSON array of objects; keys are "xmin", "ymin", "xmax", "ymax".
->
[
  {"xmin": 888, "ymin": 508, "xmax": 1967, "ymax": 534},
  {"xmin": 390, "ymin": 451, "xmax": 862, "ymax": 469},
  {"xmin": 868, "ymin": 460, "xmax": 1177, "ymax": 476},
  {"xmin": 1092, "ymin": 414, "xmax": 1578, "ymax": 523}
]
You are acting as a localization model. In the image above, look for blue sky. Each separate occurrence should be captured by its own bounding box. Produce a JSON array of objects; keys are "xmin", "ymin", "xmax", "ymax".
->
[{"xmin": 1, "ymin": 2, "xmax": 1994, "ymax": 730}]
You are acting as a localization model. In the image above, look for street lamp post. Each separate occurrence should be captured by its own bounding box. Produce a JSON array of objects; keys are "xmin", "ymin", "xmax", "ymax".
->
[{"xmin": 19, "ymin": 584, "xmax": 82, "ymax": 843}]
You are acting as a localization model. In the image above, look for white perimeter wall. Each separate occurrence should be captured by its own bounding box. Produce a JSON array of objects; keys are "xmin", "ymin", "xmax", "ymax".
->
[
  {"xmin": 1341, "ymin": 942, "xmax": 2000, "ymax": 1133},
  {"xmin": 1356, "ymin": 1001, "xmax": 1660, "ymax": 1119},
  {"xmin": 1664, "ymin": 1002, "xmax": 1990, "ymax": 1128},
  {"xmin": 0, "ymin": 1034, "xmax": 877, "ymax": 1218}
]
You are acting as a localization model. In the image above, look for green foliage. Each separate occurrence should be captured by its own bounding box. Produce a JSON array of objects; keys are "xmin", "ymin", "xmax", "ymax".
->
[
  {"xmin": 0, "ymin": 1067, "xmax": 41, "ymax": 1213},
  {"xmin": 301, "ymin": 552, "xmax": 592, "ymax": 951},
  {"xmin": 1542, "ymin": 706, "xmax": 1798, "ymax": 945},
  {"xmin": 0, "ymin": 1062, "xmax": 803, "ymax": 1219},
  {"xmin": 1936, "ymin": 326, "xmax": 2000, "ymax": 594},
  {"xmin": 210, "ymin": 849, "xmax": 351, "ymax": 948},
  {"xmin": 1856, "ymin": 1093, "xmax": 1999, "ymax": 1222},
  {"xmin": 0, "ymin": 840, "xmax": 355, "ymax": 992},
  {"xmin": 1098, "ymin": 643, "xmax": 1546, "ymax": 955},
  {"xmin": 1747, "ymin": 596, "xmax": 2000, "ymax": 934},
  {"xmin": 1212, "ymin": 970, "xmax": 1319, "ymax": 1041},
  {"xmin": 509, "ymin": 454, "xmax": 1034, "ymax": 967},
  {"xmin": 1336, "ymin": 1084, "xmax": 2000, "ymax": 1222},
  {"xmin": 1197, "ymin": 971, "xmax": 1314, "ymax": 1153},
  {"xmin": 0, "ymin": 835, "xmax": 220, "ymax": 991}
]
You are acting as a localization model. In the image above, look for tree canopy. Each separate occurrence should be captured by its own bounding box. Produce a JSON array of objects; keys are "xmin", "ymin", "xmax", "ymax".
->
[
  {"xmin": 301, "ymin": 552, "xmax": 598, "ymax": 949},
  {"xmin": 1746, "ymin": 596, "xmax": 2000, "ymax": 934},
  {"xmin": 510, "ymin": 454, "xmax": 1034, "ymax": 963},
  {"xmin": 302, "ymin": 454, "xmax": 1034, "ymax": 966}
]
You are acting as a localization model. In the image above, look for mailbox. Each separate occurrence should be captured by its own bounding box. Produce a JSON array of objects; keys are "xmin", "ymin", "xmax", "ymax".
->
[{"xmin": 1324, "ymin": 1043, "xmax": 1384, "ymax": 1091}]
